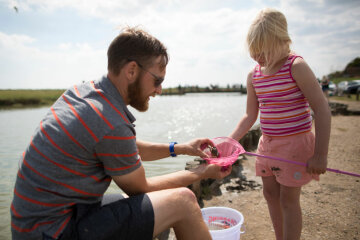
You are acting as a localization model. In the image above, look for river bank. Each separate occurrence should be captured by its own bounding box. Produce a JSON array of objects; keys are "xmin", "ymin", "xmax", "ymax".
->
[
  {"xmin": 202, "ymin": 101, "xmax": 360, "ymax": 240},
  {"xmin": 0, "ymin": 89, "xmax": 65, "ymax": 108},
  {"xmin": 0, "ymin": 88, "xmax": 246, "ymax": 108}
]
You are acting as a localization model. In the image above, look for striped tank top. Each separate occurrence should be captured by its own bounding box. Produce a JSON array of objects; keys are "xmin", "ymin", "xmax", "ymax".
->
[{"xmin": 252, "ymin": 55, "xmax": 312, "ymax": 137}]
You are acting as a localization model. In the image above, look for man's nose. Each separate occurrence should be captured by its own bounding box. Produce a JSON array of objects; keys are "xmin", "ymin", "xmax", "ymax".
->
[{"xmin": 155, "ymin": 84, "xmax": 162, "ymax": 95}]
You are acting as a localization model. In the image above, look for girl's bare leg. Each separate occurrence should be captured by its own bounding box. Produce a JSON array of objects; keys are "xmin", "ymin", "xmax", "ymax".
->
[
  {"xmin": 280, "ymin": 185, "xmax": 302, "ymax": 240},
  {"xmin": 262, "ymin": 176, "xmax": 283, "ymax": 240}
]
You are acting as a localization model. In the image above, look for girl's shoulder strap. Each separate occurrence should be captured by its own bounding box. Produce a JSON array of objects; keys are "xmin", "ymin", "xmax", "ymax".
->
[
  {"xmin": 253, "ymin": 64, "xmax": 261, "ymax": 77},
  {"xmin": 288, "ymin": 54, "xmax": 304, "ymax": 71},
  {"xmin": 288, "ymin": 54, "xmax": 305, "ymax": 83},
  {"xmin": 288, "ymin": 54, "xmax": 303, "ymax": 64}
]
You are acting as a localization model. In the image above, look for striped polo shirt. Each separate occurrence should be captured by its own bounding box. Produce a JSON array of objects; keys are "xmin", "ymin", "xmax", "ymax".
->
[
  {"xmin": 11, "ymin": 76, "xmax": 141, "ymax": 240},
  {"xmin": 252, "ymin": 55, "xmax": 313, "ymax": 137}
]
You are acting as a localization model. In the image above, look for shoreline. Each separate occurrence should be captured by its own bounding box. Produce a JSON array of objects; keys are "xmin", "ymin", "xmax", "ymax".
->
[
  {"xmin": 201, "ymin": 105, "xmax": 360, "ymax": 240},
  {"xmin": 1, "ymin": 89, "xmax": 356, "ymax": 109},
  {"xmin": 0, "ymin": 89, "xmax": 246, "ymax": 108}
]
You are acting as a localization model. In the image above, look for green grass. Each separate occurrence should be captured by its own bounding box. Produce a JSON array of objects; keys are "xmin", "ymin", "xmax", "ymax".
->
[
  {"xmin": 0, "ymin": 89, "xmax": 65, "ymax": 108},
  {"xmin": 331, "ymin": 95, "xmax": 359, "ymax": 101},
  {"xmin": 330, "ymin": 77, "xmax": 360, "ymax": 85},
  {"xmin": 1, "ymin": 86, "xmax": 356, "ymax": 109},
  {"xmin": 1, "ymin": 87, "xmax": 245, "ymax": 108}
]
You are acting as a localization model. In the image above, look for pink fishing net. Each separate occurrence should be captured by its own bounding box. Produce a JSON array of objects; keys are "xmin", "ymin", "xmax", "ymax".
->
[
  {"xmin": 201, "ymin": 137, "xmax": 246, "ymax": 167},
  {"xmin": 201, "ymin": 137, "xmax": 360, "ymax": 178}
]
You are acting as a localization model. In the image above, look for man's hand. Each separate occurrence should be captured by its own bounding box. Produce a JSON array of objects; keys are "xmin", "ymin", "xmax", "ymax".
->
[
  {"xmin": 194, "ymin": 163, "xmax": 232, "ymax": 180},
  {"xmin": 176, "ymin": 138, "xmax": 215, "ymax": 158}
]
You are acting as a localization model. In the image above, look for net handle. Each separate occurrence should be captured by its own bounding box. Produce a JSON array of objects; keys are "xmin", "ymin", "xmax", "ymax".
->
[
  {"xmin": 245, "ymin": 152, "xmax": 360, "ymax": 178},
  {"xmin": 204, "ymin": 137, "xmax": 360, "ymax": 178}
]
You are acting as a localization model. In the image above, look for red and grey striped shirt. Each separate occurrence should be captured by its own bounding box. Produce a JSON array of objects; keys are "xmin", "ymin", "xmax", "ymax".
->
[
  {"xmin": 252, "ymin": 55, "xmax": 313, "ymax": 137},
  {"xmin": 11, "ymin": 76, "xmax": 141, "ymax": 239}
]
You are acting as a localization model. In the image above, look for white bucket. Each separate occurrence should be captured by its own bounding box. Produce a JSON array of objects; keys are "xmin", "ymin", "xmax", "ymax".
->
[{"xmin": 201, "ymin": 207, "xmax": 245, "ymax": 240}]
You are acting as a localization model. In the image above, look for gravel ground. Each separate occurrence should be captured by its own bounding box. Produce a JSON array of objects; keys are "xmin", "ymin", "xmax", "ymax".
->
[{"xmin": 202, "ymin": 101, "xmax": 360, "ymax": 240}]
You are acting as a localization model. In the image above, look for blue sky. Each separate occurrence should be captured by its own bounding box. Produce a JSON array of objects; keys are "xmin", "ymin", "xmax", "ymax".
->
[{"xmin": 0, "ymin": 0, "xmax": 359, "ymax": 89}]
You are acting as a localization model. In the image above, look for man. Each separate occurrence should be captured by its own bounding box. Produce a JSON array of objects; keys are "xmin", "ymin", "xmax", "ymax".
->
[{"xmin": 11, "ymin": 27, "xmax": 231, "ymax": 240}]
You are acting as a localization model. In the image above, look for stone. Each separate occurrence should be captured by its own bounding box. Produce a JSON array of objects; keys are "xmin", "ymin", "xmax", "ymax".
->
[{"xmin": 185, "ymin": 125, "xmax": 262, "ymax": 205}]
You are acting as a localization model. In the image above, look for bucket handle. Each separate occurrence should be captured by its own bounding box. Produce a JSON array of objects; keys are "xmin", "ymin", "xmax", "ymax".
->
[{"xmin": 240, "ymin": 224, "xmax": 246, "ymax": 234}]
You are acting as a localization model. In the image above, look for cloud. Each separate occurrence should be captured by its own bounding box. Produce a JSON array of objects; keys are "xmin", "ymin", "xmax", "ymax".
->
[
  {"xmin": 1, "ymin": 0, "xmax": 360, "ymax": 89},
  {"xmin": 278, "ymin": 0, "xmax": 360, "ymax": 77},
  {"xmin": 0, "ymin": 31, "xmax": 106, "ymax": 89},
  {"xmin": 2, "ymin": 0, "xmax": 258, "ymax": 88},
  {"xmin": 0, "ymin": 32, "xmax": 36, "ymax": 47},
  {"xmin": 152, "ymin": 7, "xmax": 257, "ymax": 87}
]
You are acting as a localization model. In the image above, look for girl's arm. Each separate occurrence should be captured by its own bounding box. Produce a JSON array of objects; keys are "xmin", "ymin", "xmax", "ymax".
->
[
  {"xmin": 229, "ymin": 70, "xmax": 259, "ymax": 141},
  {"xmin": 292, "ymin": 57, "xmax": 331, "ymax": 175}
]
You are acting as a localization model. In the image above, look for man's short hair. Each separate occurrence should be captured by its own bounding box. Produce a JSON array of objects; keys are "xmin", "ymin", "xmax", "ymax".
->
[{"xmin": 107, "ymin": 27, "xmax": 169, "ymax": 75}]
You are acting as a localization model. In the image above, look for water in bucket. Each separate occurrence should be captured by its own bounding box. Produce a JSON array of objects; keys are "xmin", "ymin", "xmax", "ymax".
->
[{"xmin": 201, "ymin": 207, "xmax": 245, "ymax": 240}]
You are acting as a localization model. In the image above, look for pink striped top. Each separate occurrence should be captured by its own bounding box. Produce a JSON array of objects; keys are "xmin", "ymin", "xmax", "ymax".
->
[{"xmin": 252, "ymin": 55, "xmax": 312, "ymax": 137}]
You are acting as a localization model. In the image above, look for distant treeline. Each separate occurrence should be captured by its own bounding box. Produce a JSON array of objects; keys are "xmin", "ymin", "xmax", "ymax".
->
[
  {"xmin": 0, "ymin": 89, "xmax": 65, "ymax": 108},
  {"xmin": 0, "ymin": 84, "xmax": 247, "ymax": 108},
  {"xmin": 2, "ymin": 57, "xmax": 358, "ymax": 108},
  {"xmin": 327, "ymin": 57, "xmax": 360, "ymax": 84},
  {"xmin": 161, "ymin": 84, "xmax": 247, "ymax": 95}
]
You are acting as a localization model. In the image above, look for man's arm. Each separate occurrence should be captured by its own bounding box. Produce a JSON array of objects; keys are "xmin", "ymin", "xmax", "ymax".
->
[
  {"xmin": 136, "ymin": 138, "xmax": 214, "ymax": 161},
  {"xmin": 112, "ymin": 163, "xmax": 231, "ymax": 196}
]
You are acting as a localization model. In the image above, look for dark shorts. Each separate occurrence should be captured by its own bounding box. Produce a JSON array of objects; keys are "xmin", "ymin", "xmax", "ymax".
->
[{"xmin": 55, "ymin": 194, "xmax": 154, "ymax": 240}]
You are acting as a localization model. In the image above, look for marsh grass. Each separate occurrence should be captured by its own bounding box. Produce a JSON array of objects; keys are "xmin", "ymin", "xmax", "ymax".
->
[
  {"xmin": 330, "ymin": 76, "xmax": 359, "ymax": 84},
  {"xmin": 332, "ymin": 95, "xmax": 359, "ymax": 101},
  {"xmin": 0, "ymin": 89, "xmax": 65, "ymax": 108}
]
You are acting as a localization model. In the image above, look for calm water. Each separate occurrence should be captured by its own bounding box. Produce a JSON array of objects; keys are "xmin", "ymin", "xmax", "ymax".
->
[{"xmin": 0, "ymin": 92, "xmax": 250, "ymax": 239}]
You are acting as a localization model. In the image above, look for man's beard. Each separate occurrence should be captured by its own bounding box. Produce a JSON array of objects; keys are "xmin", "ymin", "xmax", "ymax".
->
[{"xmin": 128, "ymin": 75, "xmax": 149, "ymax": 112}]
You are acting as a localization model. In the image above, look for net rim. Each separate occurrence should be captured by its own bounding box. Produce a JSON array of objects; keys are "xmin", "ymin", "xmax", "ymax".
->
[{"xmin": 202, "ymin": 137, "xmax": 244, "ymax": 166}]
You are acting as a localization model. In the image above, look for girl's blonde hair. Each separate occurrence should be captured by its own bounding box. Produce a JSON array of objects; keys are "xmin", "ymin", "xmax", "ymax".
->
[{"xmin": 247, "ymin": 8, "xmax": 292, "ymax": 67}]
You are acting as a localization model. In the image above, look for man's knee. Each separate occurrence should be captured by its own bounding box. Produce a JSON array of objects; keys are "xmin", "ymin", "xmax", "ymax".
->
[
  {"xmin": 149, "ymin": 187, "xmax": 200, "ymax": 227},
  {"xmin": 167, "ymin": 187, "xmax": 198, "ymax": 210},
  {"xmin": 176, "ymin": 187, "xmax": 197, "ymax": 203}
]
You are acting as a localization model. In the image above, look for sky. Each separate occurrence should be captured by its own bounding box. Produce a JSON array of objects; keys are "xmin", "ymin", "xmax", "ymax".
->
[{"xmin": 0, "ymin": 0, "xmax": 359, "ymax": 89}]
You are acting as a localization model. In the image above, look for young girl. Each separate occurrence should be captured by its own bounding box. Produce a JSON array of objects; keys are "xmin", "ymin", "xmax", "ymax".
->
[{"xmin": 229, "ymin": 8, "xmax": 331, "ymax": 240}]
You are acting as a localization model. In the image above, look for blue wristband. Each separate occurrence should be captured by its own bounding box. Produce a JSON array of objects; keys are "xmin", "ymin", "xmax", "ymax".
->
[{"xmin": 169, "ymin": 142, "xmax": 178, "ymax": 157}]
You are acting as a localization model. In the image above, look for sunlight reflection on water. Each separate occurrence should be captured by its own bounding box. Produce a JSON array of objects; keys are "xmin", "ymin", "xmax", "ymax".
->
[{"xmin": 0, "ymin": 92, "xmax": 250, "ymax": 239}]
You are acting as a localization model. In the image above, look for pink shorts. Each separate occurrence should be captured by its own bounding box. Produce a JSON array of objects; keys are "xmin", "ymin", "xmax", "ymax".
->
[{"xmin": 255, "ymin": 131, "xmax": 319, "ymax": 187}]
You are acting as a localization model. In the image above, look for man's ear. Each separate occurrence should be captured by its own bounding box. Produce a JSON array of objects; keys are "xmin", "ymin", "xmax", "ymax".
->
[{"xmin": 124, "ymin": 61, "xmax": 139, "ymax": 84}]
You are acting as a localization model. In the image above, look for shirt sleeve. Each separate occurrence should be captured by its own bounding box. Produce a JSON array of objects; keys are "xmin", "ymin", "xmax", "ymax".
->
[{"xmin": 94, "ymin": 124, "xmax": 141, "ymax": 176}]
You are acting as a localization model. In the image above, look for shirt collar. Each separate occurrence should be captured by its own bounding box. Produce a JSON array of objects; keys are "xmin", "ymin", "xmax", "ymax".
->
[{"xmin": 97, "ymin": 75, "xmax": 136, "ymax": 124}]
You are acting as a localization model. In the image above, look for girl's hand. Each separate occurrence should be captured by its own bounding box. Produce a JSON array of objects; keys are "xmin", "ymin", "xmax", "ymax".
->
[{"xmin": 306, "ymin": 155, "xmax": 328, "ymax": 175}]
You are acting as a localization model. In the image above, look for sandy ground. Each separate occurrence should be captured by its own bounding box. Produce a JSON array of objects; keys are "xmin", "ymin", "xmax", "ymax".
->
[{"xmin": 202, "ymin": 100, "xmax": 360, "ymax": 240}]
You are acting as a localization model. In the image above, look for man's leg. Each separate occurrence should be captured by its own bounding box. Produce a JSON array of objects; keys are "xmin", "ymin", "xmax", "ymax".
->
[
  {"xmin": 59, "ymin": 193, "xmax": 154, "ymax": 240},
  {"xmin": 147, "ymin": 187, "xmax": 211, "ymax": 240},
  {"xmin": 101, "ymin": 193, "xmax": 124, "ymax": 206}
]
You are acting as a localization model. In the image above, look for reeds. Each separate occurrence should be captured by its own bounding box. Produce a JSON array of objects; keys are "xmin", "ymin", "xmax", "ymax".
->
[{"xmin": 0, "ymin": 89, "xmax": 65, "ymax": 108}]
